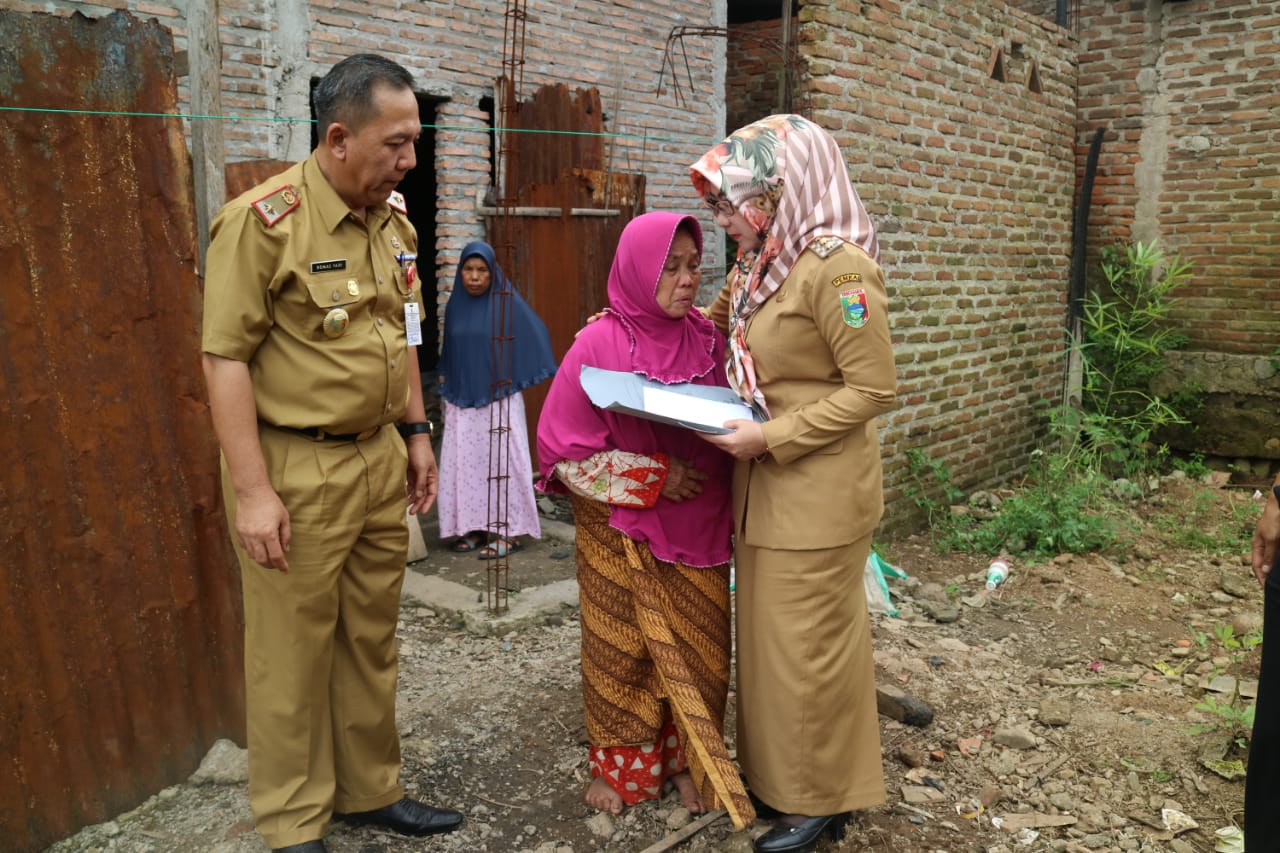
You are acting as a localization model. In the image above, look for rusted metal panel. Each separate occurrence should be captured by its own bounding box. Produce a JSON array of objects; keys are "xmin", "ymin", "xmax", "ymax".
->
[
  {"xmin": 225, "ymin": 159, "xmax": 295, "ymax": 199},
  {"xmin": 502, "ymin": 83, "xmax": 608, "ymax": 191},
  {"xmin": 0, "ymin": 10, "xmax": 245, "ymax": 852}
]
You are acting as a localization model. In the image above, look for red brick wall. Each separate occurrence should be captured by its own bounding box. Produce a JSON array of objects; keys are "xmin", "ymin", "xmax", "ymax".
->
[
  {"xmin": 1075, "ymin": 0, "xmax": 1280, "ymax": 354},
  {"xmin": 794, "ymin": 0, "xmax": 1079, "ymax": 523}
]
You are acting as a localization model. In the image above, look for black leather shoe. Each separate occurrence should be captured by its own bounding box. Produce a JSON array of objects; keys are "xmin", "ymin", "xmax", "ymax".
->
[
  {"xmin": 334, "ymin": 796, "xmax": 464, "ymax": 837},
  {"xmin": 271, "ymin": 842, "xmax": 326, "ymax": 853},
  {"xmin": 753, "ymin": 812, "xmax": 850, "ymax": 853}
]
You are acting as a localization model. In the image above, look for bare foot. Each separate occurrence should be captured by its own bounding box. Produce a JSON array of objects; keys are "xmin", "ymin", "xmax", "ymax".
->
[
  {"xmin": 585, "ymin": 777, "xmax": 624, "ymax": 814},
  {"xmin": 671, "ymin": 771, "xmax": 705, "ymax": 814}
]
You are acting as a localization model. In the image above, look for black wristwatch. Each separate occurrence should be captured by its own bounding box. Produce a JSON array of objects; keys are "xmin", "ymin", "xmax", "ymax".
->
[{"xmin": 396, "ymin": 421, "xmax": 433, "ymax": 439}]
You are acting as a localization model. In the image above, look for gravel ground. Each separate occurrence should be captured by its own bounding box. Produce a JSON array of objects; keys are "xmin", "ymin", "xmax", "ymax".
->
[{"xmin": 45, "ymin": 477, "xmax": 1260, "ymax": 853}]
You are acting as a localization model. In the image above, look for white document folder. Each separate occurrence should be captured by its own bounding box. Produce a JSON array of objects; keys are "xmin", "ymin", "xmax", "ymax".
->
[{"xmin": 579, "ymin": 365, "xmax": 763, "ymax": 434}]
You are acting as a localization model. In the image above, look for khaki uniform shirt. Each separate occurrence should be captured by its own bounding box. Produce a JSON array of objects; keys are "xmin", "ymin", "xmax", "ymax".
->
[
  {"xmin": 202, "ymin": 155, "xmax": 421, "ymax": 434},
  {"xmin": 713, "ymin": 240, "xmax": 897, "ymax": 549}
]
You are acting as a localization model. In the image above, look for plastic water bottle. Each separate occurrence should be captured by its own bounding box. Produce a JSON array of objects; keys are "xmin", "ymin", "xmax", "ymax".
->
[{"xmin": 985, "ymin": 558, "xmax": 1009, "ymax": 591}]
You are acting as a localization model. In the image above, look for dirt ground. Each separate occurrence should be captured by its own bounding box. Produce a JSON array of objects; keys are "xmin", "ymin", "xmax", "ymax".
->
[{"xmin": 47, "ymin": 475, "xmax": 1266, "ymax": 853}]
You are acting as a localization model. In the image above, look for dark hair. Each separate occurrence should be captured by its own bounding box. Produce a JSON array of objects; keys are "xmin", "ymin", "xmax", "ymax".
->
[{"xmin": 313, "ymin": 54, "xmax": 414, "ymax": 136}]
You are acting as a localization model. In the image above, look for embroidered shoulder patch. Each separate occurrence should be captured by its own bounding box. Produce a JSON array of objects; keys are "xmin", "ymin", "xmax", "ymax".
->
[
  {"xmin": 387, "ymin": 190, "xmax": 408, "ymax": 214},
  {"xmin": 251, "ymin": 184, "xmax": 300, "ymax": 227},
  {"xmin": 807, "ymin": 235, "xmax": 845, "ymax": 259},
  {"xmin": 831, "ymin": 272, "xmax": 862, "ymax": 288},
  {"xmin": 839, "ymin": 288, "xmax": 869, "ymax": 329}
]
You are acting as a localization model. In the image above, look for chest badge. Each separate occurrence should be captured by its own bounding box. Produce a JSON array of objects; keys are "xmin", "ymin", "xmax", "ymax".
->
[
  {"xmin": 347, "ymin": 279, "xmax": 360, "ymax": 297},
  {"xmin": 839, "ymin": 288, "xmax": 869, "ymax": 329},
  {"xmin": 390, "ymin": 235, "xmax": 401, "ymax": 251},
  {"xmin": 323, "ymin": 307, "xmax": 350, "ymax": 339}
]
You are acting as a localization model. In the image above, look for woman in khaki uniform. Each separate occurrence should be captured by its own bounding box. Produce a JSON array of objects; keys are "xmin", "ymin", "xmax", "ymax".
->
[{"xmin": 689, "ymin": 115, "xmax": 896, "ymax": 853}]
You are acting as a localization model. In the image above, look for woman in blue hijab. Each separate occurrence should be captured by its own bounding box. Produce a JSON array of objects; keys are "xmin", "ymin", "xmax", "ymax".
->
[{"xmin": 437, "ymin": 241, "xmax": 558, "ymax": 556}]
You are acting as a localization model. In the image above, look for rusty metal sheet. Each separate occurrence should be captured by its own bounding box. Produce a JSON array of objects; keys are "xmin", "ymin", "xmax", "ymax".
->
[
  {"xmin": 489, "ymin": 170, "xmax": 646, "ymax": 461},
  {"xmin": 226, "ymin": 159, "xmax": 295, "ymax": 199},
  {"xmin": 502, "ymin": 83, "xmax": 608, "ymax": 192},
  {"xmin": 0, "ymin": 10, "xmax": 245, "ymax": 852}
]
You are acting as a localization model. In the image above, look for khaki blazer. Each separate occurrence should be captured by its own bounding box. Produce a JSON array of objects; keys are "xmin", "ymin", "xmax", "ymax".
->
[{"xmin": 713, "ymin": 241, "xmax": 896, "ymax": 550}]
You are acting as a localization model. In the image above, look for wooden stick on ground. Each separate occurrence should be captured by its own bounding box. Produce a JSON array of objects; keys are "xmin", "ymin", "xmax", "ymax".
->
[{"xmin": 636, "ymin": 810, "xmax": 727, "ymax": 853}]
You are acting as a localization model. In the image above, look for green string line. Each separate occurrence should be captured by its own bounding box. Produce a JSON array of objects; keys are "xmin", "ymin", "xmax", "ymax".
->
[{"xmin": 0, "ymin": 105, "xmax": 713, "ymax": 145}]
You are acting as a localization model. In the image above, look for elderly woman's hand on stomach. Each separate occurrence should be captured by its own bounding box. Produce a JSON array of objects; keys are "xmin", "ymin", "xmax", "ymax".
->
[{"xmin": 661, "ymin": 456, "xmax": 708, "ymax": 502}]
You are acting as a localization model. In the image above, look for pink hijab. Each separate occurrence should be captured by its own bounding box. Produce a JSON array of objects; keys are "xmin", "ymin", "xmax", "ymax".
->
[
  {"xmin": 690, "ymin": 114, "xmax": 879, "ymax": 415},
  {"xmin": 536, "ymin": 212, "xmax": 732, "ymax": 567}
]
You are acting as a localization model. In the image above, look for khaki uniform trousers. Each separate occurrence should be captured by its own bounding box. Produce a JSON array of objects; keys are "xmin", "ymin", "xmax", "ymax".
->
[
  {"xmin": 222, "ymin": 424, "xmax": 408, "ymax": 848},
  {"xmin": 734, "ymin": 534, "xmax": 887, "ymax": 816}
]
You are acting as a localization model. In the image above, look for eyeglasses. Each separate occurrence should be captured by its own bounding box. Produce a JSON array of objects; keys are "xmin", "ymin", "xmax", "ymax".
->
[{"xmin": 705, "ymin": 197, "xmax": 736, "ymax": 218}]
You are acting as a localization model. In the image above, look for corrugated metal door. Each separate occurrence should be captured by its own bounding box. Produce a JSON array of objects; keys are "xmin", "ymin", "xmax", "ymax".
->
[{"xmin": 484, "ymin": 83, "xmax": 646, "ymax": 462}]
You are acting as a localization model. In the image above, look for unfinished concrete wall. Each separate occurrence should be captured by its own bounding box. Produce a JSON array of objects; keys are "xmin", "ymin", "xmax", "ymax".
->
[{"xmin": 797, "ymin": 0, "xmax": 1079, "ymax": 525}]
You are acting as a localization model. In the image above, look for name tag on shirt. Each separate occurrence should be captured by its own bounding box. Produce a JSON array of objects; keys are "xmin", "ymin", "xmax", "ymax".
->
[{"xmin": 405, "ymin": 302, "xmax": 423, "ymax": 346}]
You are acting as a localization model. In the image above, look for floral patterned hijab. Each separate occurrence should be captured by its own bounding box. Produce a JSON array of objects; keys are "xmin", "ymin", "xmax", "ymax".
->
[{"xmin": 689, "ymin": 114, "xmax": 879, "ymax": 415}]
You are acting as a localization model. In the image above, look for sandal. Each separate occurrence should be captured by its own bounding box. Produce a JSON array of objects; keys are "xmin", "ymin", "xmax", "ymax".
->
[
  {"xmin": 450, "ymin": 531, "xmax": 485, "ymax": 552},
  {"xmin": 479, "ymin": 538, "xmax": 523, "ymax": 560}
]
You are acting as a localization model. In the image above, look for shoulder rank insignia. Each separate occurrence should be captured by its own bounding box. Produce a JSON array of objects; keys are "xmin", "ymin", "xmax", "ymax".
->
[
  {"xmin": 839, "ymin": 288, "xmax": 869, "ymax": 329},
  {"xmin": 251, "ymin": 184, "xmax": 301, "ymax": 227},
  {"xmin": 806, "ymin": 235, "xmax": 845, "ymax": 259},
  {"xmin": 387, "ymin": 190, "xmax": 407, "ymax": 214}
]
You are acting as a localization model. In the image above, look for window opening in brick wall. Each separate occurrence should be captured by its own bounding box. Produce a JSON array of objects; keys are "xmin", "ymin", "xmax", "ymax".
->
[
  {"xmin": 988, "ymin": 45, "xmax": 1007, "ymax": 82},
  {"xmin": 1027, "ymin": 58, "xmax": 1043, "ymax": 94}
]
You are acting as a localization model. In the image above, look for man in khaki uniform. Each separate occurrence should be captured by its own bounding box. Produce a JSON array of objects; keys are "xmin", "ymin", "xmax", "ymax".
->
[{"xmin": 201, "ymin": 54, "xmax": 462, "ymax": 853}]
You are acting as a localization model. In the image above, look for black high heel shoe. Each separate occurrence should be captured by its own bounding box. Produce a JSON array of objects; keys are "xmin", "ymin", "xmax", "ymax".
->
[{"xmin": 752, "ymin": 812, "xmax": 850, "ymax": 853}]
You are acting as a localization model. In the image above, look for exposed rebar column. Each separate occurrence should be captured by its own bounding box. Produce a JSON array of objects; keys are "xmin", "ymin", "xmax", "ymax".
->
[{"xmin": 485, "ymin": 0, "xmax": 528, "ymax": 615}]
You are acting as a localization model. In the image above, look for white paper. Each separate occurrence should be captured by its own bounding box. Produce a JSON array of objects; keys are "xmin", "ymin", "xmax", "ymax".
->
[{"xmin": 642, "ymin": 385, "xmax": 753, "ymax": 431}]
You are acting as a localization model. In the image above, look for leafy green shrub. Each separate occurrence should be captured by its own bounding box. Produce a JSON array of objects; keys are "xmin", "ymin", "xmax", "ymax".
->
[
  {"xmin": 905, "ymin": 409, "xmax": 1134, "ymax": 559},
  {"xmin": 1078, "ymin": 240, "xmax": 1198, "ymax": 478}
]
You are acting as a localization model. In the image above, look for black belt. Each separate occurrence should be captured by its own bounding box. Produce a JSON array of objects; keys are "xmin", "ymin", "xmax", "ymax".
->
[{"xmin": 272, "ymin": 424, "xmax": 382, "ymax": 442}]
